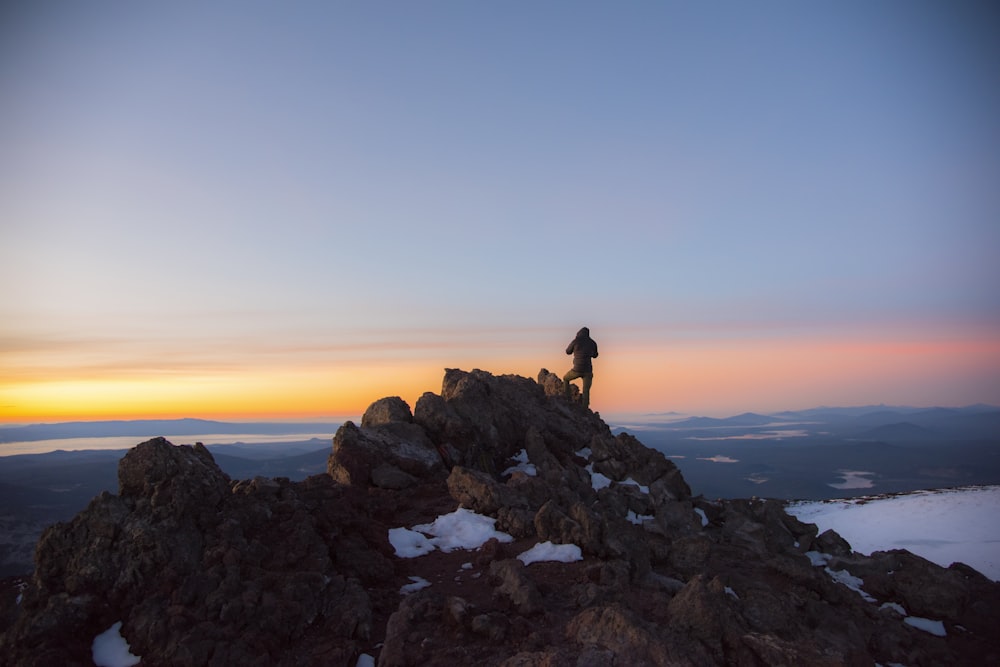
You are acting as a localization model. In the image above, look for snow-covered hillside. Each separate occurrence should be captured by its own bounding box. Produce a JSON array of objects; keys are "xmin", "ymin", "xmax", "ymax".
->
[{"xmin": 787, "ymin": 485, "xmax": 1000, "ymax": 581}]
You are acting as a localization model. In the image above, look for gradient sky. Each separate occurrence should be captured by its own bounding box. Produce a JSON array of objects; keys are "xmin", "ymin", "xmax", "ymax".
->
[{"xmin": 2, "ymin": 1, "xmax": 999, "ymax": 423}]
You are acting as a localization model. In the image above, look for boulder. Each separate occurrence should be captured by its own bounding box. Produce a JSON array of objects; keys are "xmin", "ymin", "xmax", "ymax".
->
[
  {"xmin": 3, "ymin": 368, "xmax": 999, "ymax": 667},
  {"xmin": 328, "ymin": 418, "xmax": 444, "ymax": 488}
]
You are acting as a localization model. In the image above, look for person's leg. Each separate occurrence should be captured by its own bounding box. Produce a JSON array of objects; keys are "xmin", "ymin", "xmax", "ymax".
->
[
  {"xmin": 563, "ymin": 368, "xmax": 582, "ymax": 396},
  {"xmin": 581, "ymin": 373, "xmax": 593, "ymax": 408}
]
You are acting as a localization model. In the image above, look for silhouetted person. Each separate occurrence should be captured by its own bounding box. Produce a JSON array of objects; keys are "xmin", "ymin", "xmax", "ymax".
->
[{"xmin": 563, "ymin": 326, "xmax": 599, "ymax": 408}]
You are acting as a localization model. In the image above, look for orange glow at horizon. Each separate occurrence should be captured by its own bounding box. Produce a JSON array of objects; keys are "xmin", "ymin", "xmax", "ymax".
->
[
  {"xmin": 0, "ymin": 365, "xmax": 443, "ymax": 424},
  {"xmin": 597, "ymin": 334, "xmax": 1000, "ymax": 416},
  {"xmin": 2, "ymin": 334, "xmax": 998, "ymax": 424}
]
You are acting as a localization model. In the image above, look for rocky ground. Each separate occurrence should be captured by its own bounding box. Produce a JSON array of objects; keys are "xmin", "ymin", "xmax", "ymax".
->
[{"xmin": 1, "ymin": 368, "xmax": 998, "ymax": 666}]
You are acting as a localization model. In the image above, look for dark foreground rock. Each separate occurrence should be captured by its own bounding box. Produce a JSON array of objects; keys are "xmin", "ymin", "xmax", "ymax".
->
[{"xmin": 2, "ymin": 368, "xmax": 998, "ymax": 666}]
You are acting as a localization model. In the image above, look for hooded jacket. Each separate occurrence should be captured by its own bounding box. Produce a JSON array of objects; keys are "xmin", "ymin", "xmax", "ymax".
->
[{"xmin": 566, "ymin": 327, "xmax": 599, "ymax": 373}]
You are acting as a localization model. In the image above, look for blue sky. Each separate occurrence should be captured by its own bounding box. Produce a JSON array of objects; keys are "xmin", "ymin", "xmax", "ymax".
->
[{"xmin": 1, "ymin": 2, "xmax": 998, "ymax": 420}]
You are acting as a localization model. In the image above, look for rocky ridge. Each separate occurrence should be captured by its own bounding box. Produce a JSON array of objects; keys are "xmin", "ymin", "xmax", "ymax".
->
[{"xmin": 1, "ymin": 368, "xmax": 998, "ymax": 666}]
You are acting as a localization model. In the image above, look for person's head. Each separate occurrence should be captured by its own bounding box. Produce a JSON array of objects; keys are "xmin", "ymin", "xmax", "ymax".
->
[{"xmin": 577, "ymin": 326, "xmax": 590, "ymax": 338}]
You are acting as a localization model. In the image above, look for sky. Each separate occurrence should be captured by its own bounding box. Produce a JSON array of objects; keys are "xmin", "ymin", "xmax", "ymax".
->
[{"xmin": 2, "ymin": 1, "xmax": 999, "ymax": 423}]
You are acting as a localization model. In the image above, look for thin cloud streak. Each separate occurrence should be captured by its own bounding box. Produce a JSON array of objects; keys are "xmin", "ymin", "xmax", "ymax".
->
[{"xmin": 1, "ymin": 3, "xmax": 997, "ymax": 421}]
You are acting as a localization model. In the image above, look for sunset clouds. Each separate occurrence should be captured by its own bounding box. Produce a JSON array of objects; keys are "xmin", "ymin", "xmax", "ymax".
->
[{"xmin": 2, "ymin": 3, "xmax": 998, "ymax": 423}]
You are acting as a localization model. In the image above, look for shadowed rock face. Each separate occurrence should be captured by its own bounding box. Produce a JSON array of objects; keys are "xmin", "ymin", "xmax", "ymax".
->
[{"xmin": 2, "ymin": 369, "xmax": 999, "ymax": 666}]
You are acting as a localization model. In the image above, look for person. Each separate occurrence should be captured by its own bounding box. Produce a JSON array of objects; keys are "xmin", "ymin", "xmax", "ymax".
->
[{"xmin": 563, "ymin": 326, "xmax": 599, "ymax": 408}]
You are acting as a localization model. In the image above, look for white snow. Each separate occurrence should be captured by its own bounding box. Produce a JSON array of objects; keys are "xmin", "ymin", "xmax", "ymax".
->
[
  {"xmin": 626, "ymin": 510, "xmax": 654, "ymax": 525},
  {"xmin": 586, "ymin": 464, "xmax": 613, "ymax": 491},
  {"xmin": 790, "ymin": 486, "xmax": 997, "ymax": 641},
  {"xmin": 694, "ymin": 507, "xmax": 709, "ymax": 527},
  {"xmin": 905, "ymin": 616, "xmax": 947, "ymax": 637},
  {"xmin": 502, "ymin": 449, "xmax": 537, "ymax": 477},
  {"xmin": 356, "ymin": 654, "xmax": 375, "ymax": 667},
  {"xmin": 805, "ymin": 551, "xmax": 832, "ymax": 567},
  {"xmin": 824, "ymin": 567, "xmax": 876, "ymax": 602},
  {"xmin": 880, "ymin": 601, "xmax": 907, "ymax": 616},
  {"xmin": 387, "ymin": 527, "xmax": 435, "ymax": 558},
  {"xmin": 400, "ymin": 576, "xmax": 431, "ymax": 594},
  {"xmin": 413, "ymin": 508, "xmax": 514, "ymax": 552},
  {"xmin": 585, "ymin": 465, "xmax": 650, "ymax": 493},
  {"xmin": 517, "ymin": 541, "xmax": 583, "ymax": 565},
  {"xmin": 92, "ymin": 621, "xmax": 141, "ymax": 667},
  {"xmin": 380, "ymin": 484, "xmax": 994, "ymax": 647},
  {"xmin": 389, "ymin": 508, "xmax": 513, "ymax": 558},
  {"xmin": 788, "ymin": 486, "xmax": 1000, "ymax": 581}
]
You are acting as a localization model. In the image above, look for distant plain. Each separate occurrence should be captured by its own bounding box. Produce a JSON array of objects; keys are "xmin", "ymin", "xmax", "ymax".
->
[{"xmin": 1, "ymin": 406, "xmax": 998, "ymax": 577}]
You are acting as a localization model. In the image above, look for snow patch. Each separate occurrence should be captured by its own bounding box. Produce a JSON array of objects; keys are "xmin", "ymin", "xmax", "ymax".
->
[
  {"xmin": 905, "ymin": 616, "xmax": 947, "ymax": 637},
  {"xmin": 390, "ymin": 508, "xmax": 514, "ymax": 558},
  {"xmin": 387, "ymin": 527, "xmax": 435, "ymax": 558},
  {"xmin": 400, "ymin": 576, "xmax": 431, "ymax": 594},
  {"xmin": 92, "ymin": 622, "xmax": 141, "ymax": 667},
  {"xmin": 788, "ymin": 486, "xmax": 1000, "ymax": 581},
  {"xmin": 626, "ymin": 510, "xmax": 654, "ymax": 525},
  {"xmin": 880, "ymin": 601, "xmax": 907, "ymax": 616},
  {"xmin": 518, "ymin": 541, "xmax": 583, "ymax": 565},
  {"xmin": 694, "ymin": 507, "xmax": 709, "ymax": 527},
  {"xmin": 805, "ymin": 551, "xmax": 832, "ymax": 567},
  {"xmin": 586, "ymin": 464, "xmax": 612, "ymax": 491},
  {"xmin": 620, "ymin": 477, "xmax": 649, "ymax": 494},
  {"xmin": 502, "ymin": 449, "xmax": 537, "ymax": 477},
  {"xmin": 824, "ymin": 567, "xmax": 876, "ymax": 602}
]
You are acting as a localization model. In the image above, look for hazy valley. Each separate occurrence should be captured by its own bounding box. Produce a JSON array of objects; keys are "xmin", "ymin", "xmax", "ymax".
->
[{"xmin": 1, "ymin": 406, "xmax": 998, "ymax": 577}]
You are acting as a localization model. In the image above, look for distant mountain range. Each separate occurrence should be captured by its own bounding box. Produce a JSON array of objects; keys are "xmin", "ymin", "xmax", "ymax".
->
[
  {"xmin": 0, "ymin": 405, "xmax": 998, "ymax": 578},
  {"xmin": 0, "ymin": 418, "xmax": 342, "ymax": 443},
  {"xmin": 662, "ymin": 404, "xmax": 1000, "ymax": 430},
  {"xmin": 617, "ymin": 404, "xmax": 1000, "ymax": 503}
]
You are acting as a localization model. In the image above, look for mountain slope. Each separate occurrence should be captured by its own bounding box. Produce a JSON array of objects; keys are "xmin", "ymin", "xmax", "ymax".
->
[{"xmin": 2, "ymin": 369, "xmax": 997, "ymax": 666}]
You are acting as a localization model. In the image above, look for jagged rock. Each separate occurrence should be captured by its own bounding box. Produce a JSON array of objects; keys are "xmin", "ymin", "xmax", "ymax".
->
[
  {"xmin": 535, "ymin": 368, "xmax": 566, "ymax": 398},
  {"xmin": 328, "ymin": 417, "xmax": 443, "ymax": 488},
  {"xmin": 371, "ymin": 463, "xmax": 419, "ymax": 490},
  {"xmin": 741, "ymin": 632, "xmax": 847, "ymax": 667},
  {"xmin": 566, "ymin": 603, "xmax": 706, "ymax": 665},
  {"xmin": 118, "ymin": 437, "xmax": 231, "ymax": 517},
  {"xmin": 3, "ymin": 368, "xmax": 999, "ymax": 667},
  {"xmin": 666, "ymin": 574, "xmax": 747, "ymax": 659},
  {"xmin": 447, "ymin": 465, "xmax": 516, "ymax": 514},
  {"xmin": 378, "ymin": 590, "xmax": 443, "ymax": 667},
  {"xmin": 591, "ymin": 431, "xmax": 691, "ymax": 502},
  {"xmin": 3, "ymin": 438, "xmax": 377, "ymax": 666},
  {"xmin": 362, "ymin": 396, "xmax": 414, "ymax": 428},
  {"xmin": 815, "ymin": 527, "xmax": 853, "ymax": 555},
  {"xmin": 489, "ymin": 559, "xmax": 543, "ymax": 615},
  {"xmin": 534, "ymin": 500, "xmax": 606, "ymax": 557}
]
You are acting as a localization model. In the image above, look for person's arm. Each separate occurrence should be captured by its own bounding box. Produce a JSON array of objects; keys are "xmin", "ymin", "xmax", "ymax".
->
[
  {"xmin": 566, "ymin": 340, "xmax": 575, "ymax": 355},
  {"xmin": 592, "ymin": 343, "xmax": 598, "ymax": 359}
]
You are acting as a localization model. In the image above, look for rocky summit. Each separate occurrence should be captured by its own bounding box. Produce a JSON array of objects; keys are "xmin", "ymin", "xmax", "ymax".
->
[{"xmin": 2, "ymin": 369, "xmax": 998, "ymax": 666}]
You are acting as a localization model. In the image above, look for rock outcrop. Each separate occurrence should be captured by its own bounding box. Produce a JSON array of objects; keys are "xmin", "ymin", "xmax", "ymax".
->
[{"xmin": 2, "ymin": 368, "xmax": 998, "ymax": 666}]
